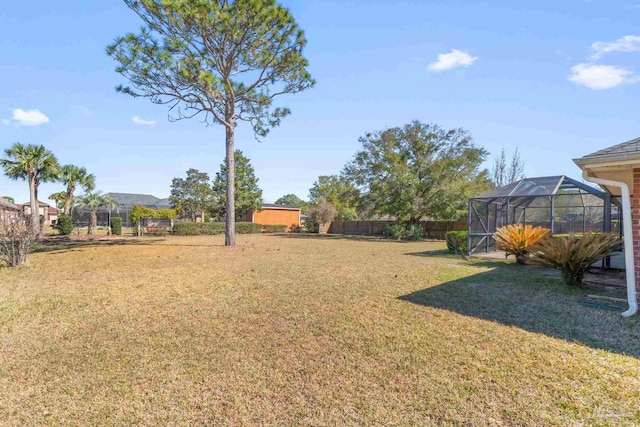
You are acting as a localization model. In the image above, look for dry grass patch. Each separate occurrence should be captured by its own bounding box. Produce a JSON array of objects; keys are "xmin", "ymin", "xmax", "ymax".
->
[{"xmin": 0, "ymin": 234, "xmax": 639, "ymax": 426}]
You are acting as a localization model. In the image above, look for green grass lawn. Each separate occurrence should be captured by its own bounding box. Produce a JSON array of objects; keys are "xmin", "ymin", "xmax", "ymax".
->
[{"xmin": 1, "ymin": 234, "xmax": 639, "ymax": 426}]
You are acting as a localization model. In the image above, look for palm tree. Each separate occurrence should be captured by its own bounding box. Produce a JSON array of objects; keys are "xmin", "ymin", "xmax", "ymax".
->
[
  {"xmin": 49, "ymin": 191, "xmax": 67, "ymax": 210},
  {"xmin": 75, "ymin": 192, "xmax": 117, "ymax": 235},
  {"xmin": 59, "ymin": 165, "xmax": 95, "ymax": 215},
  {"xmin": 0, "ymin": 143, "xmax": 59, "ymax": 234}
]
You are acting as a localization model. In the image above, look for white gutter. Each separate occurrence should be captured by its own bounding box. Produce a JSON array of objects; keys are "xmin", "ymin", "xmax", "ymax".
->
[{"xmin": 582, "ymin": 171, "xmax": 638, "ymax": 316}]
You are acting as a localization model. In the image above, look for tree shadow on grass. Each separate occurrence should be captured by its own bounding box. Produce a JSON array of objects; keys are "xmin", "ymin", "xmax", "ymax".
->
[
  {"xmin": 273, "ymin": 233, "xmax": 430, "ymax": 243},
  {"xmin": 398, "ymin": 259, "xmax": 640, "ymax": 358},
  {"xmin": 35, "ymin": 235, "xmax": 254, "ymax": 255},
  {"xmin": 406, "ymin": 249, "xmax": 520, "ymax": 269},
  {"xmin": 34, "ymin": 236, "xmax": 166, "ymax": 254},
  {"xmin": 406, "ymin": 248, "xmax": 468, "ymax": 259}
]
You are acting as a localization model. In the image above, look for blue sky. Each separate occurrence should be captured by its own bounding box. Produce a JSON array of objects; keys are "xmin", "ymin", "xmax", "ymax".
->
[{"xmin": 1, "ymin": 0, "xmax": 640, "ymax": 205}]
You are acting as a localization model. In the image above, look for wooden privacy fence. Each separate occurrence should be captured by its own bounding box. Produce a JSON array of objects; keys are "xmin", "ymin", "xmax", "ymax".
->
[{"xmin": 327, "ymin": 220, "xmax": 467, "ymax": 239}]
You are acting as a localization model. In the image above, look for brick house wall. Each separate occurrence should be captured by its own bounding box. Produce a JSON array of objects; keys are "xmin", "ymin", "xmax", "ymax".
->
[{"xmin": 633, "ymin": 168, "xmax": 640, "ymax": 297}]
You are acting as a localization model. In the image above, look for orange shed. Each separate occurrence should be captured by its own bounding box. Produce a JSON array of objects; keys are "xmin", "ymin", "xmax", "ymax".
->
[{"xmin": 244, "ymin": 204, "xmax": 301, "ymax": 230}]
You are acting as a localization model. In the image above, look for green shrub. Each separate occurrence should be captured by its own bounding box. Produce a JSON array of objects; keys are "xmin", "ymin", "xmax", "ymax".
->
[
  {"xmin": 403, "ymin": 224, "xmax": 424, "ymax": 241},
  {"xmin": 384, "ymin": 223, "xmax": 407, "ymax": 240},
  {"xmin": 526, "ymin": 233, "xmax": 622, "ymax": 287},
  {"xmin": 445, "ymin": 230, "xmax": 468, "ymax": 254},
  {"xmin": 110, "ymin": 217, "xmax": 123, "ymax": 235},
  {"xmin": 172, "ymin": 222, "xmax": 225, "ymax": 236},
  {"xmin": 235, "ymin": 222, "xmax": 263, "ymax": 234},
  {"xmin": 262, "ymin": 224, "xmax": 287, "ymax": 233},
  {"xmin": 55, "ymin": 214, "xmax": 74, "ymax": 236},
  {"xmin": 172, "ymin": 222, "xmax": 266, "ymax": 235},
  {"xmin": 384, "ymin": 222, "xmax": 423, "ymax": 241},
  {"xmin": 305, "ymin": 220, "xmax": 317, "ymax": 233}
]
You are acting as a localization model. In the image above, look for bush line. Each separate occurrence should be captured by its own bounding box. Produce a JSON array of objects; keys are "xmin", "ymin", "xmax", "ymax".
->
[{"xmin": 172, "ymin": 222, "xmax": 287, "ymax": 235}]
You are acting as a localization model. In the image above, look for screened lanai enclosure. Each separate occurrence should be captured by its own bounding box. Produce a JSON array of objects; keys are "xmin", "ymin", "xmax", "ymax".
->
[
  {"xmin": 468, "ymin": 176, "xmax": 621, "ymax": 255},
  {"xmin": 71, "ymin": 193, "xmax": 171, "ymax": 228}
]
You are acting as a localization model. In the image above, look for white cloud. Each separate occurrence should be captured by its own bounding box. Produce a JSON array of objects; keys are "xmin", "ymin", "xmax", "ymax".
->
[
  {"xmin": 591, "ymin": 35, "xmax": 640, "ymax": 59},
  {"xmin": 4, "ymin": 108, "xmax": 51, "ymax": 126},
  {"xmin": 131, "ymin": 116, "xmax": 156, "ymax": 126},
  {"xmin": 428, "ymin": 49, "xmax": 478, "ymax": 72},
  {"xmin": 568, "ymin": 63, "xmax": 637, "ymax": 89}
]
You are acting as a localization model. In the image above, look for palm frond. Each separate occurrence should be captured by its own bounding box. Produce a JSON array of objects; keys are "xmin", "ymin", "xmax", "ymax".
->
[
  {"xmin": 494, "ymin": 224, "xmax": 550, "ymax": 257},
  {"xmin": 526, "ymin": 233, "xmax": 621, "ymax": 286}
]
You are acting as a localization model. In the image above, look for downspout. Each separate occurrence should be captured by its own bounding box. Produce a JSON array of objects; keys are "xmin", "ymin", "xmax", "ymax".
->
[{"xmin": 582, "ymin": 171, "xmax": 638, "ymax": 317}]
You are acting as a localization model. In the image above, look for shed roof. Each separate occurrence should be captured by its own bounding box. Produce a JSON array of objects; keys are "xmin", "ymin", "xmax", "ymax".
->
[
  {"xmin": 574, "ymin": 137, "xmax": 640, "ymax": 165},
  {"xmin": 262, "ymin": 203, "xmax": 301, "ymax": 211},
  {"xmin": 473, "ymin": 175, "xmax": 606, "ymax": 199}
]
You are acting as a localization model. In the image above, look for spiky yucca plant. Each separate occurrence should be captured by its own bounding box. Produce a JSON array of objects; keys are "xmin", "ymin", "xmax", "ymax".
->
[
  {"xmin": 494, "ymin": 224, "xmax": 550, "ymax": 262},
  {"xmin": 526, "ymin": 233, "xmax": 622, "ymax": 287}
]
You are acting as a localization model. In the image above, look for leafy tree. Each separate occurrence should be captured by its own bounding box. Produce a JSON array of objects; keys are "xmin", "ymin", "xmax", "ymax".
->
[
  {"xmin": 1, "ymin": 143, "xmax": 59, "ymax": 234},
  {"xmin": 274, "ymin": 193, "xmax": 308, "ymax": 213},
  {"xmin": 156, "ymin": 209, "xmax": 178, "ymax": 220},
  {"xmin": 213, "ymin": 150, "xmax": 263, "ymax": 221},
  {"xmin": 59, "ymin": 165, "xmax": 96, "ymax": 215},
  {"xmin": 1, "ymin": 196, "xmax": 15, "ymax": 204},
  {"xmin": 492, "ymin": 148, "xmax": 525, "ymax": 188},
  {"xmin": 344, "ymin": 121, "xmax": 492, "ymax": 222},
  {"xmin": 170, "ymin": 168, "xmax": 216, "ymax": 221},
  {"xmin": 75, "ymin": 192, "xmax": 117, "ymax": 235},
  {"xmin": 129, "ymin": 205, "xmax": 177, "ymax": 236},
  {"xmin": 129, "ymin": 205, "xmax": 157, "ymax": 236},
  {"xmin": 107, "ymin": 0, "xmax": 315, "ymax": 246},
  {"xmin": 308, "ymin": 175, "xmax": 359, "ymax": 220},
  {"xmin": 49, "ymin": 191, "xmax": 67, "ymax": 210}
]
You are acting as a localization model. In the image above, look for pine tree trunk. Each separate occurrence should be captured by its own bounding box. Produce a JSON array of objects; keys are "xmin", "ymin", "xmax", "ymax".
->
[
  {"xmin": 29, "ymin": 176, "xmax": 39, "ymax": 236},
  {"xmin": 225, "ymin": 123, "xmax": 236, "ymax": 246}
]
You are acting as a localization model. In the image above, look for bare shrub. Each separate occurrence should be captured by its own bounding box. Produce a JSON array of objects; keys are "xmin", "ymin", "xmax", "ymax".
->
[
  {"xmin": 308, "ymin": 203, "xmax": 338, "ymax": 224},
  {"xmin": 0, "ymin": 207, "xmax": 37, "ymax": 267}
]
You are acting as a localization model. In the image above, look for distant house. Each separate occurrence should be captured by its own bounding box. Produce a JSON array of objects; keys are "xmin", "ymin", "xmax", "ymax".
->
[
  {"xmin": 0, "ymin": 197, "xmax": 20, "ymax": 224},
  {"xmin": 18, "ymin": 200, "xmax": 59, "ymax": 225},
  {"xmin": 73, "ymin": 192, "xmax": 171, "ymax": 227},
  {"xmin": 0, "ymin": 198, "xmax": 19, "ymax": 211},
  {"xmin": 242, "ymin": 203, "xmax": 301, "ymax": 230}
]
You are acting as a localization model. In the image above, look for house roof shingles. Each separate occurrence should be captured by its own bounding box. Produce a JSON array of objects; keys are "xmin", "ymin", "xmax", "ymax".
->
[
  {"xmin": 575, "ymin": 137, "xmax": 640, "ymax": 165},
  {"xmin": 18, "ymin": 200, "xmax": 51, "ymax": 207},
  {"xmin": 106, "ymin": 193, "xmax": 171, "ymax": 208},
  {"xmin": 0, "ymin": 198, "xmax": 19, "ymax": 211}
]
